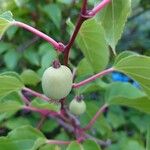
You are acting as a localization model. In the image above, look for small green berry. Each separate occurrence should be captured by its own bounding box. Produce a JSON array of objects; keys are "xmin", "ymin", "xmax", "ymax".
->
[{"xmin": 69, "ymin": 97, "xmax": 86, "ymax": 115}]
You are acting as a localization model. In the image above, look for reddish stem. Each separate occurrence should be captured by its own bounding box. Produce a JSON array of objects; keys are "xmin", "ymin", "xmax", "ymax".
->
[
  {"xmin": 22, "ymin": 87, "xmax": 50, "ymax": 102},
  {"xmin": 19, "ymin": 91, "xmax": 30, "ymax": 105},
  {"xmin": 83, "ymin": 104, "xmax": 108, "ymax": 131},
  {"xmin": 73, "ymin": 67, "xmax": 114, "ymax": 88},
  {"xmin": 64, "ymin": 17, "xmax": 85, "ymax": 65},
  {"xmin": 81, "ymin": 0, "xmax": 88, "ymax": 14},
  {"xmin": 64, "ymin": 0, "xmax": 89, "ymax": 65},
  {"xmin": 12, "ymin": 21, "xmax": 65, "ymax": 51},
  {"xmin": 88, "ymin": 0, "xmax": 111, "ymax": 16},
  {"xmin": 46, "ymin": 140, "xmax": 71, "ymax": 145},
  {"xmin": 23, "ymin": 105, "xmax": 59, "ymax": 116}
]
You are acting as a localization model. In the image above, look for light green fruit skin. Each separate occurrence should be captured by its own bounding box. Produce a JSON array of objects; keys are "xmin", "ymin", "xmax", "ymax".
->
[
  {"xmin": 69, "ymin": 99, "xmax": 86, "ymax": 115},
  {"xmin": 42, "ymin": 65, "xmax": 73, "ymax": 100}
]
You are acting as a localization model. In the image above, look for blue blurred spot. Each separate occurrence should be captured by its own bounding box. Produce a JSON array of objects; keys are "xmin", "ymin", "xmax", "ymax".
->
[
  {"xmin": 112, "ymin": 72, "xmax": 124, "ymax": 81},
  {"xmin": 111, "ymin": 72, "xmax": 140, "ymax": 89}
]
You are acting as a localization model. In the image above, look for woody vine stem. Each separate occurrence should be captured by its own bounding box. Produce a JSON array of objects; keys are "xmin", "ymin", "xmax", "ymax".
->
[{"xmin": 12, "ymin": 0, "xmax": 112, "ymax": 146}]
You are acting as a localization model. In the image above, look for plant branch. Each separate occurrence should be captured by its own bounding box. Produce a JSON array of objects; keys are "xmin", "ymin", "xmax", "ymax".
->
[
  {"xmin": 23, "ymin": 105, "xmax": 59, "ymax": 116},
  {"xmin": 19, "ymin": 91, "xmax": 30, "ymax": 105},
  {"xmin": 83, "ymin": 104, "xmax": 108, "ymax": 131},
  {"xmin": 53, "ymin": 117, "xmax": 110, "ymax": 147},
  {"xmin": 81, "ymin": 0, "xmax": 88, "ymax": 14},
  {"xmin": 22, "ymin": 87, "xmax": 50, "ymax": 102},
  {"xmin": 73, "ymin": 67, "xmax": 114, "ymax": 88},
  {"xmin": 88, "ymin": 0, "xmax": 111, "ymax": 16},
  {"xmin": 64, "ymin": 0, "xmax": 89, "ymax": 65},
  {"xmin": 12, "ymin": 21, "xmax": 65, "ymax": 52}
]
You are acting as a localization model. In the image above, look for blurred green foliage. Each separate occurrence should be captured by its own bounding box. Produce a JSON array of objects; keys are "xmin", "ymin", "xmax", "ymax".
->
[{"xmin": 0, "ymin": 0, "xmax": 149, "ymax": 150}]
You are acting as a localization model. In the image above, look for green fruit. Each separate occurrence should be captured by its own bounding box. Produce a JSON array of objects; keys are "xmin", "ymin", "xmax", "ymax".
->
[
  {"xmin": 42, "ymin": 64, "xmax": 73, "ymax": 100},
  {"xmin": 69, "ymin": 98, "xmax": 86, "ymax": 115}
]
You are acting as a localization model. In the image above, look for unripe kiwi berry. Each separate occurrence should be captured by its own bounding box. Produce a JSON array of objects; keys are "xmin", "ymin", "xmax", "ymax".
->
[
  {"xmin": 69, "ymin": 96, "xmax": 86, "ymax": 115},
  {"xmin": 42, "ymin": 60, "xmax": 73, "ymax": 100}
]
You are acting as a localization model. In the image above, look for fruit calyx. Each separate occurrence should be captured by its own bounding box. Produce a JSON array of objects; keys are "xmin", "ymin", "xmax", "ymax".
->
[
  {"xmin": 75, "ymin": 95, "xmax": 84, "ymax": 102},
  {"xmin": 52, "ymin": 60, "xmax": 61, "ymax": 69}
]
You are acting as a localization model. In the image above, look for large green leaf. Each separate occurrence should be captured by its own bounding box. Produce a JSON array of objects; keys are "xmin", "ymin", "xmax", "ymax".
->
[
  {"xmin": 114, "ymin": 51, "xmax": 139, "ymax": 64},
  {"xmin": 0, "ymin": 137, "xmax": 19, "ymax": 150},
  {"xmin": 121, "ymin": 140, "xmax": 145, "ymax": 150},
  {"xmin": 0, "ymin": 75, "xmax": 24, "ymax": 98},
  {"xmin": 77, "ymin": 19, "xmax": 109, "ymax": 73},
  {"xmin": 0, "ymin": 101, "xmax": 22, "ymax": 113},
  {"xmin": 5, "ymin": 117, "xmax": 30, "ymax": 130},
  {"xmin": 67, "ymin": 141, "xmax": 83, "ymax": 150},
  {"xmin": 98, "ymin": 0, "xmax": 131, "ymax": 54},
  {"xmin": 7, "ymin": 125, "xmax": 46, "ymax": 150},
  {"xmin": 0, "ymin": 11, "xmax": 14, "ymax": 39},
  {"xmin": 114, "ymin": 55, "xmax": 150, "ymax": 96},
  {"xmin": 105, "ymin": 82, "xmax": 150, "ymax": 114},
  {"xmin": 82, "ymin": 140, "xmax": 101, "ymax": 150}
]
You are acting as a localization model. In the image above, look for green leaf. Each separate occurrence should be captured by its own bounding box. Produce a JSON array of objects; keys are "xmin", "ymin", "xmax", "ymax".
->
[
  {"xmin": 114, "ymin": 51, "xmax": 139, "ymax": 64},
  {"xmin": 7, "ymin": 125, "xmax": 46, "ymax": 150},
  {"xmin": 4, "ymin": 50, "xmax": 20, "ymax": 69},
  {"xmin": 77, "ymin": 19, "xmax": 109, "ymax": 73},
  {"xmin": 31, "ymin": 138, "xmax": 46, "ymax": 150},
  {"xmin": 41, "ymin": 120, "xmax": 58, "ymax": 133},
  {"xmin": 0, "ymin": 42, "xmax": 13, "ymax": 54},
  {"xmin": 0, "ymin": 71, "xmax": 22, "ymax": 82},
  {"xmin": 82, "ymin": 140, "xmax": 101, "ymax": 150},
  {"xmin": 77, "ymin": 58, "xmax": 93, "ymax": 77},
  {"xmin": 107, "ymin": 106, "xmax": 126, "ymax": 129},
  {"xmin": 5, "ymin": 117, "xmax": 30, "ymax": 130},
  {"xmin": 0, "ymin": 11, "xmax": 14, "ymax": 38},
  {"xmin": 24, "ymin": 48, "xmax": 40, "ymax": 66},
  {"xmin": 0, "ymin": 75, "xmax": 24, "ymax": 98},
  {"xmin": 0, "ymin": 137, "xmax": 19, "ymax": 150},
  {"xmin": 114, "ymin": 55, "xmax": 150, "ymax": 96},
  {"xmin": 0, "ymin": 101, "xmax": 22, "ymax": 113},
  {"xmin": 67, "ymin": 141, "xmax": 83, "ymax": 150},
  {"xmin": 43, "ymin": 4, "xmax": 61, "ymax": 28},
  {"xmin": 105, "ymin": 82, "xmax": 150, "ymax": 114},
  {"xmin": 146, "ymin": 127, "xmax": 150, "ymax": 150},
  {"xmin": 121, "ymin": 140, "xmax": 145, "ymax": 150},
  {"xmin": 98, "ymin": 0, "xmax": 131, "ymax": 54},
  {"xmin": 6, "ymin": 26, "xmax": 18, "ymax": 40},
  {"xmin": 20, "ymin": 69, "xmax": 40, "ymax": 86},
  {"xmin": 31, "ymin": 98, "xmax": 60, "ymax": 112},
  {"xmin": 41, "ymin": 51, "xmax": 57, "ymax": 69}
]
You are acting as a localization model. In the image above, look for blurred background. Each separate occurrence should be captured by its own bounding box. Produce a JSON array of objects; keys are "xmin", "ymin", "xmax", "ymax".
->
[{"xmin": 0, "ymin": 0, "xmax": 150, "ymax": 149}]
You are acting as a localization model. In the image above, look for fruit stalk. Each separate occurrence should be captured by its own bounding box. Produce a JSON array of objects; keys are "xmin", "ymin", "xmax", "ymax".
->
[
  {"xmin": 88, "ymin": 0, "xmax": 111, "ymax": 16},
  {"xmin": 73, "ymin": 67, "xmax": 114, "ymax": 88},
  {"xmin": 83, "ymin": 104, "xmax": 108, "ymax": 131},
  {"xmin": 12, "ymin": 21, "xmax": 65, "ymax": 51}
]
